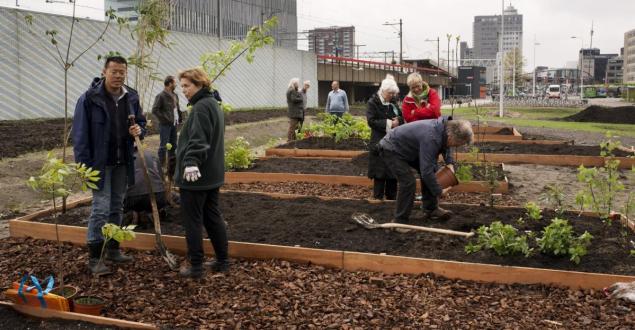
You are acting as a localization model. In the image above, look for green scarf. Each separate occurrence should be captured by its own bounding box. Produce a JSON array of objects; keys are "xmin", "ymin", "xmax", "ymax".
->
[{"xmin": 412, "ymin": 83, "xmax": 430, "ymax": 104}]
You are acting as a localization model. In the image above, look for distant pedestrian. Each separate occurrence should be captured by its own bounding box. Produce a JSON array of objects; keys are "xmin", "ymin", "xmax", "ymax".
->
[
  {"xmin": 72, "ymin": 55, "xmax": 146, "ymax": 275},
  {"xmin": 152, "ymin": 76, "xmax": 181, "ymax": 175},
  {"xmin": 366, "ymin": 74, "xmax": 403, "ymax": 200},
  {"xmin": 286, "ymin": 78, "xmax": 304, "ymax": 141},
  {"xmin": 402, "ymin": 73, "xmax": 441, "ymax": 123},
  {"xmin": 325, "ymin": 80, "xmax": 349, "ymax": 117},
  {"xmin": 175, "ymin": 68, "xmax": 229, "ymax": 278}
]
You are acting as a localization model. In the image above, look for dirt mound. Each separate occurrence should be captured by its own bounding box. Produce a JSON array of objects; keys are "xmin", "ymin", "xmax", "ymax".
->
[{"xmin": 564, "ymin": 105, "xmax": 635, "ymax": 124}]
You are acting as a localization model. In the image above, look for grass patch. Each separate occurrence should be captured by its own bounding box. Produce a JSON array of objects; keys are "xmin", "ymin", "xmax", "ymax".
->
[{"xmin": 444, "ymin": 107, "xmax": 635, "ymax": 138}]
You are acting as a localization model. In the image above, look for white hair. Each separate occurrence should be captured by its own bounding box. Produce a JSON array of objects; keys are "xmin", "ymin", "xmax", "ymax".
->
[
  {"xmin": 447, "ymin": 120, "xmax": 474, "ymax": 145},
  {"xmin": 379, "ymin": 74, "xmax": 399, "ymax": 94},
  {"xmin": 303, "ymin": 80, "xmax": 311, "ymax": 87},
  {"xmin": 288, "ymin": 78, "xmax": 300, "ymax": 90}
]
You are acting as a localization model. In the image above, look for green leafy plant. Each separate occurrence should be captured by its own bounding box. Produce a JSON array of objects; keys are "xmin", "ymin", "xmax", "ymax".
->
[
  {"xmin": 26, "ymin": 153, "xmax": 101, "ymax": 287},
  {"xmin": 225, "ymin": 137, "xmax": 254, "ymax": 171},
  {"xmin": 465, "ymin": 221, "xmax": 532, "ymax": 257},
  {"xmin": 220, "ymin": 102, "xmax": 233, "ymax": 117},
  {"xmin": 524, "ymin": 201, "xmax": 542, "ymax": 221},
  {"xmin": 536, "ymin": 218, "xmax": 593, "ymax": 264},
  {"xmin": 302, "ymin": 113, "xmax": 371, "ymax": 142},
  {"xmin": 454, "ymin": 163, "xmax": 473, "ymax": 182},
  {"xmin": 99, "ymin": 224, "xmax": 136, "ymax": 266},
  {"xmin": 540, "ymin": 183, "xmax": 567, "ymax": 216}
]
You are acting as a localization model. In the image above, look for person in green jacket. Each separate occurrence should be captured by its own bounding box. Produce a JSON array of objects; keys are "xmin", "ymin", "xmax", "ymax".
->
[{"xmin": 175, "ymin": 68, "xmax": 228, "ymax": 278}]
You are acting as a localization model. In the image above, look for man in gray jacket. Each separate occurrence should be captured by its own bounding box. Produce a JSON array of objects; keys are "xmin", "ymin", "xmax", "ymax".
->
[
  {"xmin": 325, "ymin": 81, "xmax": 349, "ymax": 117},
  {"xmin": 379, "ymin": 118, "xmax": 473, "ymax": 223},
  {"xmin": 152, "ymin": 76, "xmax": 181, "ymax": 173}
]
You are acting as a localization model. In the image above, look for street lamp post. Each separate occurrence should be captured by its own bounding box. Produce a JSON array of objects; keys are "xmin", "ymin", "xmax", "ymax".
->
[
  {"xmin": 533, "ymin": 36, "xmax": 540, "ymax": 97},
  {"xmin": 571, "ymin": 36, "xmax": 584, "ymax": 98},
  {"xmin": 425, "ymin": 37, "xmax": 440, "ymax": 76},
  {"xmin": 499, "ymin": 0, "xmax": 505, "ymax": 117}
]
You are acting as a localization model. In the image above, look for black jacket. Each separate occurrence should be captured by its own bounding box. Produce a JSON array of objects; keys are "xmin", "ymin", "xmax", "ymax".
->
[
  {"xmin": 286, "ymin": 88, "xmax": 304, "ymax": 119},
  {"xmin": 174, "ymin": 88, "xmax": 225, "ymax": 190},
  {"xmin": 151, "ymin": 90, "xmax": 181, "ymax": 125},
  {"xmin": 366, "ymin": 93, "xmax": 404, "ymax": 178}
]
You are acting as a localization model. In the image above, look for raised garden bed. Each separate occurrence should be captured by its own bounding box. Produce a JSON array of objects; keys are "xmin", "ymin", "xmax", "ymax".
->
[
  {"xmin": 3, "ymin": 238, "xmax": 633, "ymax": 328},
  {"xmin": 20, "ymin": 191, "xmax": 635, "ymax": 276},
  {"xmin": 228, "ymin": 156, "xmax": 509, "ymax": 193}
]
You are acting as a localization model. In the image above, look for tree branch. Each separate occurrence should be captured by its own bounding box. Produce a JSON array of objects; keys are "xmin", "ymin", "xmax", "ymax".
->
[{"xmin": 70, "ymin": 17, "xmax": 112, "ymax": 65}]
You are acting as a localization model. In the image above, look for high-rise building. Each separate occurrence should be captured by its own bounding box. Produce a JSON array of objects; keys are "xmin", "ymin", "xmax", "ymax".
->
[
  {"xmin": 307, "ymin": 26, "xmax": 355, "ymax": 58},
  {"xmin": 104, "ymin": 0, "xmax": 298, "ymax": 48},
  {"xmin": 606, "ymin": 51, "xmax": 623, "ymax": 84},
  {"xmin": 579, "ymin": 48, "xmax": 619, "ymax": 84},
  {"xmin": 472, "ymin": 5, "xmax": 523, "ymax": 60},
  {"xmin": 625, "ymin": 28, "xmax": 635, "ymax": 83}
]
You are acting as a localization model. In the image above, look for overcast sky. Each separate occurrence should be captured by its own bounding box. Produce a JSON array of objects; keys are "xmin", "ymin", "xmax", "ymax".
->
[{"xmin": 3, "ymin": 0, "xmax": 633, "ymax": 71}]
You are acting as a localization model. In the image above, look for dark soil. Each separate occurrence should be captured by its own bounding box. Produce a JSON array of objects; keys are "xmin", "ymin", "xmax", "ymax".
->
[
  {"xmin": 0, "ymin": 119, "xmax": 67, "ymax": 159},
  {"xmin": 0, "ymin": 306, "xmax": 114, "ymax": 329},
  {"xmin": 35, "ymin": 192, "xmax": 635, "ymax": 275},
  {"xmin": 223, "ymin": 182, "xmax": 522, "ymax": 206},
  {"xmin": 564, "ymin": 105, "xmax": 635, "ymax": 124},
  {"xmin": 3, "ymin": 238, "xmax": 632, "ymax": 328},
  {"xmin": 277, "ymin": 136, "xmax": 369, "ymax": 150},
  {"xmin": 238, "ymin": 154, "xmax": 506, "ymax": 181},
  {"xmin": 464, "ymin": 142, "xmax": 634, "ymax": 157}
]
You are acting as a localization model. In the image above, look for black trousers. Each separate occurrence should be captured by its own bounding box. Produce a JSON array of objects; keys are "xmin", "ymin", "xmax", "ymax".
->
[
  {"xmin": 380, "ymin": 149, "xmax": 417, "ymax": 223},
  {"xmin": 180, "ymin": 188, "xmax": 228, "ymax": 266},
  {"xmin": 372, "ymin": 178, "xmax": 397, "ymax": 200}
]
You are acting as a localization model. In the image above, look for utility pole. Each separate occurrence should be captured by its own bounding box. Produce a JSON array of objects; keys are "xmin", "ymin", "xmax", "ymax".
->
[
  {"xmin": 383, "ymin": 19, "xmax": 403, "ymax": 63},
  {"xmin": 499, "ymin": 0, "xmax": 504, "ymax": 118},
  {"xmin": 455, "ymin": 35, "xmax": 461, "ymax": 70},
  {"xmin": 533, "ymin": 35, "xmax": 540, "ymax": 97},
  {"xmin": 512, "ymin": 48, "xmax": 516, "ymax": 96},
  {"xmin": 354, "ymin": 44, "xmax": 366, "ymax": 60},
  {"xmin": 446, "ymin": 34, "xmax": 452, "ymax": 76},
  {"xmin": 425, "ymin": 38, "xmax": 440, "ymax": 76}
]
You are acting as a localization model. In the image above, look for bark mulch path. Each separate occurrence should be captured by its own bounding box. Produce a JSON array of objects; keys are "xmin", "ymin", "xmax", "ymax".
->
[
  {"xmin": 0, "ymin": 238, "xmax": 633, "ymax": 329},
  {"xmin": 35, "ymin": 192, "xmax": 635, "ymax": 275}
]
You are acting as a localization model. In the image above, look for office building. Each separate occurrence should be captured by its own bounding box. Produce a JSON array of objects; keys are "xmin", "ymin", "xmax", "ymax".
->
[
  {"xmin": 624, "ymin": 28, "xmax": 635, "ymax": 83},
  {"xmin": 307, "ymin": 26, "xmax": 355, "ymax": 58}
]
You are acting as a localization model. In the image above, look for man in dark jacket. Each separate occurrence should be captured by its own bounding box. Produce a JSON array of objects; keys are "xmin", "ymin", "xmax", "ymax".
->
[
  {"xmin": 152, "ymin": 76, "xmax": 181, "ymax": 174},
  {"xmin": 72, "ymin": 55, "xmax": 146, "ymax": 275},
  {"xmin": 175, "ymin": 68, "xmax": 228, "ymax": 278},
  {"xmin": 379, "ymin": 118, "xmax": 473, "ymax": 223},
  {"xmin": 286, "ymin": 78, "xmax": 304, "ymax": 141}
]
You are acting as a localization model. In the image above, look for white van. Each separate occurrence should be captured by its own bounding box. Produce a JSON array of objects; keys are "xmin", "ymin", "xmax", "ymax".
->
[{"xmin": 547, "ymin": 85, "xmax": 561, "ymax": 99}]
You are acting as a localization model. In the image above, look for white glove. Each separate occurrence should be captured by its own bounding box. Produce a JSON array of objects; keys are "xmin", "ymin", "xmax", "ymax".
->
[{"xmin": 184, "ymin": 166, "xmax": 201, "ymax": 182}]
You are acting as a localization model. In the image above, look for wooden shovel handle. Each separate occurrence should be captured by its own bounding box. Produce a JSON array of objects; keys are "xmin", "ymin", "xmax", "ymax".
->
[{"xmin": 378, "ymin": 223, "xmax": 474, "ymax": 238}]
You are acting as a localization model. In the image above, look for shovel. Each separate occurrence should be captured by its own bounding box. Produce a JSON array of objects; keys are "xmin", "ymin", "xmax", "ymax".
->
[
  {"xmin": 129, "ymin": 115, "xmax": 179, "ymax": 270},
  {"xmin": 352, "ymin": 213, "xmax": 474, "ymax": 238}
]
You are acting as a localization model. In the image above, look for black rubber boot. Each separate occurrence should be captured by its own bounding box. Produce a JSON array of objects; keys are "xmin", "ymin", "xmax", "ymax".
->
[
  {"xmin": 204, "ymin": 259, "xmax": 230, "ymax": 273},
  {"xmin": 88, "ymin": 242, "xmax": 112, "ymax": 276},
  {"xmin": 106, "ymin": 240, "xmax": 134, "ymax": 263},
  {"xmin": 179, "ymin": 263, "xmax": 203, "ymax": 278}
]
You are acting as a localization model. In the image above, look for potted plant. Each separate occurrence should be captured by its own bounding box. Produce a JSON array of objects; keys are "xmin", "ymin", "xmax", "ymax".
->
[
  {"xmin": 50, "ymin": 285, "xmax": 80, "ymax": 311},
  {"xmin": 72, "ymin": 224, "xmax": 136, "ymax": 315}
]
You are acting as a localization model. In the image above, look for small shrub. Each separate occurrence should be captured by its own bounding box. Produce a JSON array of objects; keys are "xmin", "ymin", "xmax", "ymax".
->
[
  {"xmin": 99, "ymin": 224, "xmax": 136, "ymax": 265},
  {"xmin": 301, "ymin": 113, "xmax": 370, "ymax": 142},
  {"xmin": 455, "ymin": 163, "xmax": 473, "ymax": 182},
  {"xmin": 536, "ymin": 218, "xmax": 593, "ymax": 264},
  {"xmin": 224, "ymin": 137, "xmax": 254, "ymax": 170},
  {"xmin": 524, "ymin": 201, "xmax": 542, "ymax": 221},
  {"xmin": 540, "ymin": 183, "xmax": 567, "ymax": 216},
  {"xmin": 465, "ymin": 221, "xmax": 532, "ymax": 257}
]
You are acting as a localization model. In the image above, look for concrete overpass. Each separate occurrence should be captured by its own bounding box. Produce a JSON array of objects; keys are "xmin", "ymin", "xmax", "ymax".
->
[{"xmin": 316, "ymin": 55, "xmax": 451, "ymax": 106}]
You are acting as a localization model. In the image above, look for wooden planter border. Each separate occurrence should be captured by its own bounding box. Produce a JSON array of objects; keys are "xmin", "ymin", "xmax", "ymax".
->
[
  {"xmin": 0, "ymin": 301, "xmax": 156, "ymax": 329},
  {"xmin": 226, "ymin": 169, "xmax": 509, "ymax": 194},
  {"xmin": 265, "ymin": 149, "xmax": 635, "ymax": 169},
  {"xmin": 7, "ymin": 194, "xmax": 634, "ymax": 291}
]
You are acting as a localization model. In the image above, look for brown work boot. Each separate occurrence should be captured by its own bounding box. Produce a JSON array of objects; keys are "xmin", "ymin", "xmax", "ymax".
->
[{"xmin": 425, "ymin": 207, "xmax": 453, "ymax": 221}]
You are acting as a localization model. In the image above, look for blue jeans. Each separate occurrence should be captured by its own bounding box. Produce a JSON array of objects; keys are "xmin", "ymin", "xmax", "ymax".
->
[
  {"xmin": 87, "ymin": 165, "xmax": 128, "ymax": 244},
  {"xmin": 158, "ymin": 124, "xmax": 177, "ymax": 166}
]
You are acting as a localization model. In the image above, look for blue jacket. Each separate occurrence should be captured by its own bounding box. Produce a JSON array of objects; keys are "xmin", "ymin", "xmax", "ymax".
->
[
  {"xmin": 379, "ymin": 117, "xmax": 454, "ymax": 196},
  {"xmin": 72, "ymin": 78, "xmax": 146, "ymax": 189}
]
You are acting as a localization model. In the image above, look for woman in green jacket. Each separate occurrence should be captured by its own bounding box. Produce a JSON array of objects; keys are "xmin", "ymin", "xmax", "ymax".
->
[{"xmin": 175, "ymin": 68, "xmax": 228, "ymax": 278}]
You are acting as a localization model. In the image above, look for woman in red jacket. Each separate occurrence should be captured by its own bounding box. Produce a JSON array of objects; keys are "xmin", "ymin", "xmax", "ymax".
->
[{"xmin": 402, "ymin": 72, "xmax": 441, "ymax": 123}]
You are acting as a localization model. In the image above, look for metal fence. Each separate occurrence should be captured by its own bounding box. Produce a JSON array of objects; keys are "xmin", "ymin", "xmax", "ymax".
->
[{"xmin": 0, "ymin": 7, "xmax": 316, "ymax": 120}]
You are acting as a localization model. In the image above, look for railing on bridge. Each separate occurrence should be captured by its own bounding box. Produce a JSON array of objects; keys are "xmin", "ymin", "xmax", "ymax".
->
[{"xmin": 317, "ymin": 55, "xmax": 450, "ymax": 77}]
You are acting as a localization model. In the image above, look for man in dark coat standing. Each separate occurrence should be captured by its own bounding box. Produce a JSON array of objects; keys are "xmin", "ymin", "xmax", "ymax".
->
[
  {"xmin": 152, "ymin": 75, "xmax": 181, "ymax": 175},
  {"xmin": 366, "ymin": 74, "xmax": 404, "ymax": 200},
  {"xmin": 73, "ymin": 56, "xmax": 146, "ymax": 275},
  {"xmin": 286, "ymin": 78, "xmax": 304, "ymax": 141},
  {"xmin": 379, "ymin": 118, "xmax": 473, "ymax": 224}
]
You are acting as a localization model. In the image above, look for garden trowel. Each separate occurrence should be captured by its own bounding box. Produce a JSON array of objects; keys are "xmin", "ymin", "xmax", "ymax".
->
[
  {"xmin": 352, "ymin": 213, "xmax": 474, "ymax": 238},
  {"xmin": 129, "ymin": 115, "xmax": 179, "ymax": 270}
]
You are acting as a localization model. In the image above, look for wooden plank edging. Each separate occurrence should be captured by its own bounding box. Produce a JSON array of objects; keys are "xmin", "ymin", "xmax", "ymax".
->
[
  {"xmin": 8, "ymin": 220, "xmax": 635, "ymax": 290},
  {"xmin": 0, "ymin": 301, "xmax": 157, "ymax": 329},
  {"xmin": 225, "ymin": 172, "xmax": 509, "ymax": 194}
]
